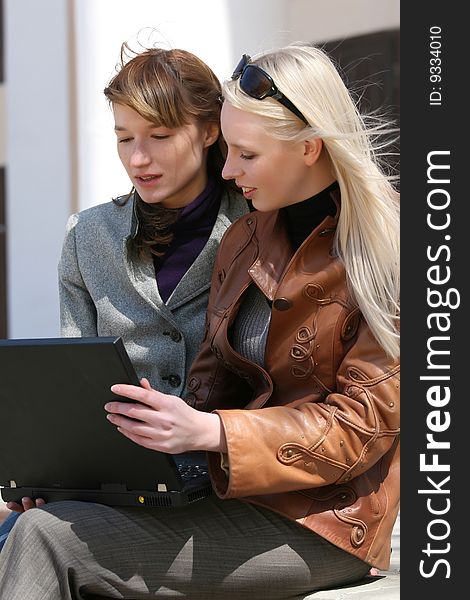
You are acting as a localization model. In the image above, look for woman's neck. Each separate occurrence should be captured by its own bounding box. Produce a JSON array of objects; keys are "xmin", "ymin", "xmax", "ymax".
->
[{"xmin": 282, "ymin": 181, "xmax": 338, "ymax": 251}]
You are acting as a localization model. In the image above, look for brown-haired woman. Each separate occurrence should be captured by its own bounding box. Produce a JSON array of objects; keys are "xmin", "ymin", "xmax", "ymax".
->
[{"xmin": 0, "ymin": 43, "xmax": 247, "ymax": 546}]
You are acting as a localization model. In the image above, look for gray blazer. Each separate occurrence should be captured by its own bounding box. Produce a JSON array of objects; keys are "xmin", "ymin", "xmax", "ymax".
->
[{"xmin": 58, "ymin": 187, "xmax": 248, "ymax": 395}]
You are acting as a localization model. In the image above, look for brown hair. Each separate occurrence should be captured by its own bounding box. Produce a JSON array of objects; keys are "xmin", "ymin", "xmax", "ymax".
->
[{"xmin": 105, "ymin": 43, "xmax": 225, "ymax": 256}]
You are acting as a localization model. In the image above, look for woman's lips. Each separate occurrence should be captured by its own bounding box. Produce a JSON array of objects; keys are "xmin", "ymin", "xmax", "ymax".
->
[
  {"xmin": 135, "ymin": 174, "xmax": 162, "ymax": 187},
  {"xmin": 241, "ymin": 186, "xmax": 256, "ymax": 199}
]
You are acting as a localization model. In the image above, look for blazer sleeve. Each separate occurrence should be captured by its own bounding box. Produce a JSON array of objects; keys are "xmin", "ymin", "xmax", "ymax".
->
[
  {"xmin": 208, "ymin": 319, "xmax": 400, "ymax": 498},
  {"xmin": 58, "ymin": 214, "xmax": 98, "ymax": 337}
]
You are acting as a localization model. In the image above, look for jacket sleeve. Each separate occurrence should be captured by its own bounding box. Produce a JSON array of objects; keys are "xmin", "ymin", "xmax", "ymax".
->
[
  {"xmin": 208, "ymin": 320, "xmax": 400, "ymax": 498},
  {"xmin": 58, "ymin": 214, "xmax": 98, "ymax": 337}
]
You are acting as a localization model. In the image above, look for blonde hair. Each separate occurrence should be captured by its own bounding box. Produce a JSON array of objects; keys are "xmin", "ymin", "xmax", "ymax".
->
[{"xmin": 223, "ymin": 44, "xmax": 400, "ymax": 358}]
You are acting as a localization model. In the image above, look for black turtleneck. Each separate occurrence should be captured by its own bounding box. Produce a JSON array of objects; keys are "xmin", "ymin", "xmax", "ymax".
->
[{"xmin": 282, "ymin": 181, "xmax": 338, "ymax": 251}]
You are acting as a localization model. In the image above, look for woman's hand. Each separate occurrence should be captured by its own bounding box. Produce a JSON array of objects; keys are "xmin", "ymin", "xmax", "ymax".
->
[
  {"xmin": 6, "ymin": 497, "xmax": 46, "ymax": 513},
  {"xmin": 105, "ymin": 378, "xmax": 227, "ymax": 454}
]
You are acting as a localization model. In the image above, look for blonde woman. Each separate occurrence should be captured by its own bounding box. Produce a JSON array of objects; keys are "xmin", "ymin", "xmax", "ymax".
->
[{"xmin": 0, "ymin": 44, "xmax": 399, "ymax": 599}]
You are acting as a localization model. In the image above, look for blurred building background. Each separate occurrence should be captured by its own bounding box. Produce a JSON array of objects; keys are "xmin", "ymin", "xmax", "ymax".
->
[{"xmin": 0, "ymin": 0, "xmax": 399, "ymax": 339}]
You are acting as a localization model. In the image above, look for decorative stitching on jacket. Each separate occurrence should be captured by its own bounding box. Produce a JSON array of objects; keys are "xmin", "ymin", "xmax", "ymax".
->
[
  {"xmin": 290, "ymin": 321, "xmax": 317, "ymax": 379},
  {"xmin": 347, "ymin": 364, "xmax": 400, "ymax": 386}
]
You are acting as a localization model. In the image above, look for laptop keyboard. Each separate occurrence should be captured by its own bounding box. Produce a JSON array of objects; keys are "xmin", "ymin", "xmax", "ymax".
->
[{"xmin": 177, "ymin": 463, "xmax": 209, "ymax": 482}]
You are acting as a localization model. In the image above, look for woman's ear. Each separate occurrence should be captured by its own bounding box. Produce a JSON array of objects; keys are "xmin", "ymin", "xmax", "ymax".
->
[
  {"xmin": 203, "ymin": 122, "xmax": 220, "ymax": 148},
  {"xmin": 303, "ymin": 138, "xmax": 323, "ymax": 166}
]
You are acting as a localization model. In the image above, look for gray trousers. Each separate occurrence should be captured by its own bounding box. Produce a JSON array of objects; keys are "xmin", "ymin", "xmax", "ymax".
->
[{"xmin": 0, "ymin": 496, "xmax": 369, "ymax": 599}]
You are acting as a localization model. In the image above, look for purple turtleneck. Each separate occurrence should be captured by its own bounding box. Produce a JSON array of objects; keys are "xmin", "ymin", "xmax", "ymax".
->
[{"xmin": 153, "ymin": 179, "xmax": 221, "ymax": 303}]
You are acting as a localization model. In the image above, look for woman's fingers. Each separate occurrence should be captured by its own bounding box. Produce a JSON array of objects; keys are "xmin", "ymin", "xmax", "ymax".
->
[
  {"xmin": 5, "ymin": 502, "xmax": 23, "ymax": 512},
  {"xmin": 6, "ymin": 497, "xmax": 46, "ymax": 512},
  {"xmin": 105, "ymin": 400, "xmax": 151, "ymax": 422},
  {"xmin": 106, "ymin": 380, "xmax": 223, "ymax": 453},
  {"xmin": 110, "ymin": 383, "xmax": 154, "ymax": 404},
  {"xmin": 106, "ymin": 383, "xmax": 179, "ymax": 420},
  {"xmin": 21, "ymin": 497, "xmax": 35, "ymax": 511},
  {"xmin": 106, "ymin": 413, "xmax": 163, "ymax": 440},
  {"xmin": 139, "ymin": 377, "xmax": 152, "ymax": 390}
]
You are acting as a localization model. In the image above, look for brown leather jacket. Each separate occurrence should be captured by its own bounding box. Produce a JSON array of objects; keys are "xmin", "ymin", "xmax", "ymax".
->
[{"xmin": 185, "ymin": 193, "xmax": 400, "ymax": 569}]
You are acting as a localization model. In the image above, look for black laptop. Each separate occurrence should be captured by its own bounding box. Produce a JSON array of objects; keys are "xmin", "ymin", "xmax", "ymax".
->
[{"xmin": 0, "ymin": 336, "xmax": 212, "ymax": 508}]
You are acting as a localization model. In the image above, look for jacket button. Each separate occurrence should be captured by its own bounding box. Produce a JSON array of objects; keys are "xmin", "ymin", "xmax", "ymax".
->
[
  {"xmin": 168, "ymin": 374, "xmax": 181, "ymax": 388},
  {"xmin": 273, "ymin": 298, "xmax": 292, "ymax": 311},
  {"xmin": 170, "ymin": 330, "xmax": 182, "ymax": 342}
]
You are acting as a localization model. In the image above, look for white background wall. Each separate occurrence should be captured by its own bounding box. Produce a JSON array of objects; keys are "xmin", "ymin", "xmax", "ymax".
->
[
  {"xmin": 4, "ymin": 0, "xmax": 72, "ymax": 338},
  {"xmin": 3, "ymin": 0, "xmax": 399, "ymax": 338}
]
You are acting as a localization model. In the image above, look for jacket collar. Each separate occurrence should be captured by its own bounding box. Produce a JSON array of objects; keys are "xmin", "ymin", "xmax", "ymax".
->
[
  {"xmin": 111, "ymin": 191, "xmax": 140, "ymax": 239},
  {"xmin": 130, "ymin": 192, "xmax": 140, "ymax": 239},
  {"xmin": 127, "ymin": 184, "xmax": 237, "ymax": 240},
  {"xmin": 248, "ymin": 187, "xmax": 341, "ymax": 301}
]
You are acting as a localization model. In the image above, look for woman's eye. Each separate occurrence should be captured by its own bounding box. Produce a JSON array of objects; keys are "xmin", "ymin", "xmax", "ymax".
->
[
  {"xmin": 118, "ymin": 138, "xmax": 132, "ymax": 144},
  {"xmin": 240, "ymin": 153, "xmax": 254, "ymax": 160},
  {"xmin": 152, "ymin": 135, "xmax": 170, "ymax": 140}
]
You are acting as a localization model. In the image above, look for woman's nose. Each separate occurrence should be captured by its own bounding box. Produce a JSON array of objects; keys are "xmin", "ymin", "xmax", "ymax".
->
[
  {"xmin": 130, "ymin": 145, "xmax": 152, "ymax": 168},
  {"xmin": 222, "ymin": 158, "xmax": 243, "ymax": 181}
]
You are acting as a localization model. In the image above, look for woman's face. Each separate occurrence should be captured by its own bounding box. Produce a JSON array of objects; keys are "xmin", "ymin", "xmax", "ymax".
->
[
  {"xmin": 114, "ymin": 104, "xmax": 218, "ymax": 208},
  {"xmin": 221, "ymin": 102, "xmax": 313, "ymax": 211}
]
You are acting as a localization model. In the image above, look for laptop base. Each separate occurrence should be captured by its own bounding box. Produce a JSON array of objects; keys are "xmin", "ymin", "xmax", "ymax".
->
[{"xmin": 1, "ymin": 484, "xmax": 213, "ymax": 508}]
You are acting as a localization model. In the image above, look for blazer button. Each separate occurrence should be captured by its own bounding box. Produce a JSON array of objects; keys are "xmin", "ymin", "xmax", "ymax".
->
[
  {"xmin": 168, "ymin": 374, "xmax": 181, "ymax": 388},
  {"xmin": 170, "ymin": 330, "xmax": 182, "ymax": 342},
  {"xmin": 273, "ymin": 297, "xmax": 292, "ymax": 311}
]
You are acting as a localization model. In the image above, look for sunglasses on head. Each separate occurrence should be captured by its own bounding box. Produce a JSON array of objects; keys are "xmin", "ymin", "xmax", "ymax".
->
[{"xmin": 231, "ymin": 54, "xmax": 309, "ymax": 126}]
